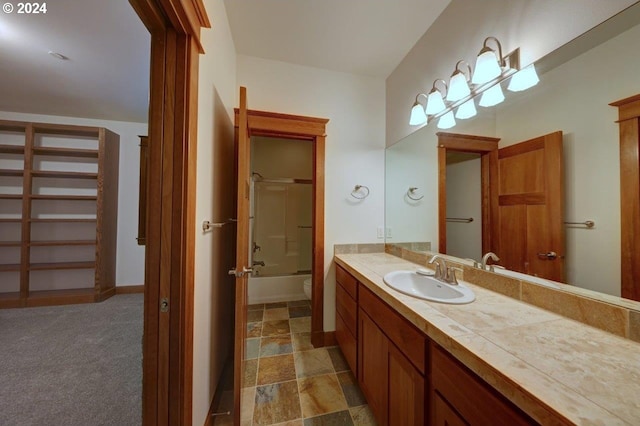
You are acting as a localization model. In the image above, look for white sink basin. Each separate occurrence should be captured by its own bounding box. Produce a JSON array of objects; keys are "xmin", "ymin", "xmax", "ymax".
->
[{"xmin": 383, "ymin": 270, "xmax": 475, "ymax": 304}]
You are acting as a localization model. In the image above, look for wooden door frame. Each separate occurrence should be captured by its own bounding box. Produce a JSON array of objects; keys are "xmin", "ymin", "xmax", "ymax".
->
[
  {"xmin": 610, "ymin": 94, "xmax": 640, "ymax": 301},
  {"xmin": 129, "ymin": 0, "xmax": 209, "ymax": 424},
  {"xmin": 436, "ymin": 132, "xmax": 500, "ymax": 254},
  {"xmin": 234, "ymin": 109, "xmax": 329, "ymax": 347}
]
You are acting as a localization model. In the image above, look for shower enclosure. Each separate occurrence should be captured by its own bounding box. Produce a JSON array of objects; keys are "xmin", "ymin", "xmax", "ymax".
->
[{"xmin": 248, "ymin": 173, "xmax": 312, "ymax": 303}]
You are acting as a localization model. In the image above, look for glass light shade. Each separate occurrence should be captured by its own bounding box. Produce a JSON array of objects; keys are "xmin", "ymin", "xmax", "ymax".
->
[
  {"xmin": 479, "ymin": 84, "xmax": 505, "ymax": 107},
  {"xmin": 472, "ymin": 49, "xmax": 502, "ymax": 85},
  {"xmin": 455, "ymin": 99, "xmax": 477, "ymax": 120},
  {"xmin": 437, "ymin": 111, "xmax": 456, "ymax": 129},
  {"xmin": 409, "ymin": 103, "xmax": 428, "ymax": 126},
  {"xmin": 446, "ymin": 71, "xmax": 470, "ymax": 102},
  {"xmin": 507, "ymin": 64, "xmax": 540, "ymax": 92},
  {"xmin": 425, "ymin": 90, "xmax": 447, "ymax": 115}
]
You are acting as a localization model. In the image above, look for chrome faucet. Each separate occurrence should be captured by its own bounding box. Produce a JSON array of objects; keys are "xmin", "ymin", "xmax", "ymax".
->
[
  {"xmin": 428, "ymin": 255, "xmax": 461, "ymax": 285},
  {"xmin": 480, "ymin": 252, "xmax": 500, "ymax": 271}
]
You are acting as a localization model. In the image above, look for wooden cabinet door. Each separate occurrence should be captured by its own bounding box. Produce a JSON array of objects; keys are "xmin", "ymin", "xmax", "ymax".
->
[
  {"xmin": 433, "ymin": 392, "xmax": 468, "ymax": 426},
  {"xmin": 358, "ymin": 308, "xmax": 389, "ymax": 425},
  {"xmin": 388, "ymin": 343, "xmax": 425, "ymax": 426}
]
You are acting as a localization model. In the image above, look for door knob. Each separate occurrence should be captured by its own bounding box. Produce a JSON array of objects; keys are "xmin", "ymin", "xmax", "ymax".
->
[{"xmin": 537, "ymin": 251, "xmax": 558, "ymax": 260}]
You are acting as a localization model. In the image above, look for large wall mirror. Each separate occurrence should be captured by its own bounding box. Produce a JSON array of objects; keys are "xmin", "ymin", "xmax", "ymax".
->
[{"xmin": 385, "ymin": 3, "xmax": 640, "ymax": 304}]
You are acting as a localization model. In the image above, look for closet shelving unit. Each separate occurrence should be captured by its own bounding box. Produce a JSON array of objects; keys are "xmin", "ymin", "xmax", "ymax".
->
[{"xmin": 0, "ymin": 119, "xmax": 119, "ymax": 308}]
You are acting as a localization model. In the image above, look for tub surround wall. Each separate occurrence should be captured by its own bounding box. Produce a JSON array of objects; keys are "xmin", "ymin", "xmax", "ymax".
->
[{"xmin": 335, "ymin": 252, "xmax": 640, "ymax": 424}]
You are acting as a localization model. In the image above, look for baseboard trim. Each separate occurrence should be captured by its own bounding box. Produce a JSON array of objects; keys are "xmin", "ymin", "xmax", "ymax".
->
[
  {"xmin": 204, "ymin": 354, "xmax": 234, "ymax": 426},
  {"xmin": 324, "ymin": 331, "xmax": 337, "ymax": 347},
  {"xmin": 115, "ymin": 285, "xmax": 145, "ymax": 294}
]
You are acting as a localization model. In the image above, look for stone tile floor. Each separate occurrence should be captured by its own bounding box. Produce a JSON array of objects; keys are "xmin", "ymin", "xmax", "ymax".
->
[{"xmin": 214, "ymin": 300, "xmax": 376, "ymax": 426}]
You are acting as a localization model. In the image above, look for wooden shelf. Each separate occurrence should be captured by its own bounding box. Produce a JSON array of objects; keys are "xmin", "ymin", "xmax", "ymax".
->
[
  {"xmin": 31, "ymin": 170, "xmax": 98, "ymax": 180},
  {"xmin": 31, "ymin": 194, "xmax": 97, "ymax": 201},
  {"xmin": 0, "ymin": 292, "xmax": 21, "ymax": 309},
  {"xmin": 32, "ymin": 146, "xmax": 98, "ymax": 158},
  {"xmin": 0, "ymin": 218, "xmax": 22, "ymax": 223},
  {"xmin": 30, "ymin": 218, "xmax": 96, "ymax": 223},
  {"xmin": 30, "ymin": 240, "xmax": 96, "ymax": 247},
  {"xmin": 0, "ymin": 292, "xmax": 20, "ymax": 300},
  {"xmin": 29, "ymin": 261, "xmax": 95, "ymax": 271},
  {"xmin": 0, "ymin": 264, "xmax": 21, "ymax": 272},
  {"xmin": 0, "ymin": 169, "xmax": 23, "ymax": 177},
  {"xmin": 0, "ymin": 144, "xmax": 24, "ymax": 154},
  {"xmin": 0, "ymin": 241, "xmax": 21, "ymax": 247},
  {"xmin": 0, "ymin": 194, "xmax": 22, "ymax": 199}
]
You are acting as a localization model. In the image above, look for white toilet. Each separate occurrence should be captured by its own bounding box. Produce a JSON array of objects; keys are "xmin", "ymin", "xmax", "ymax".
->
[{"xmin": 303, "ymin": 278, "xmax": 312, "ymax": 300}]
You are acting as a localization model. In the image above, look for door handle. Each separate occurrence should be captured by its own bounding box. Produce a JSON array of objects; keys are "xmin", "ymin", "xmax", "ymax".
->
[
  {"xmin": 228, "ymin": 266, "xmax": 253, "ymax": 277},
  {"xmin": 537, "ymin": 251, "xmax": 558, "ymax": 260}
]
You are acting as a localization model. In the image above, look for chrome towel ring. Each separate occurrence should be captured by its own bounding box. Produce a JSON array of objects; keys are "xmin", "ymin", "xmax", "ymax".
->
[
  {"xmin": 351, "ymin": 185, "xmax": 370, "ymax": 199},
  {"xmin": 407, "ymin": 187, "xmax": 424, "ymax": 201}
]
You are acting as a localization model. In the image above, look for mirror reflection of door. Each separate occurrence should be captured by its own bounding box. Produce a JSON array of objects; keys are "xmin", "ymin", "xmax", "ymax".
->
[
  {"xmin": 438, "ymin": 131, "xmax": 565, "ymax": 282},
  {"xmin": 493, "ymin": 131, "xmax": 565, "ymax": 282}
]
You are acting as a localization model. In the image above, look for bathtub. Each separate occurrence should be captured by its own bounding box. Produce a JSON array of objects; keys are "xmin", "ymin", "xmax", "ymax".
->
[{"xmin": 248, "ymin": 274, "xmax": 310, "ymax": 304}]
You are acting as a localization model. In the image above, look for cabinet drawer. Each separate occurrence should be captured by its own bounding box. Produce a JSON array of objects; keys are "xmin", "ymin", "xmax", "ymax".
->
[
  {"xmin": 336, "ymin": 312, "xmax": 357, "ymax": 374},
  {"xmin": 431, "ymin": 344, "xmax": 535, "ymax": 426},
  {"xmin": 336, "ymin": 283, "xmax": 357, "ymax": 336},
  {"xmin": 359, "ymin": 285, "xmax": 426, "ymax": 374},
  {"xmin": 336, "ymin": 265, "xmax": 357, "ymax": 299}
]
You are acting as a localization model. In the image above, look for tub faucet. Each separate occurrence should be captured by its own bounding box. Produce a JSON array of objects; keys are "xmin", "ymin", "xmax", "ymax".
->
[
  {"xmin": 252, "ymin": 260, "xmax": 265, "ymax": 267},
  {"xmin": 481, "ymin": 252, "xmax": 500, "ymax": 271}
]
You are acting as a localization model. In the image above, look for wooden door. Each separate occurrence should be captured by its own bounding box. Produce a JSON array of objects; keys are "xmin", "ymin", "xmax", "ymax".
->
[
  {"xmin": 358, "ymin": 309, "xmax": 389, "ymax": 425},
  {"xmin": 493, "ymin": 131, "xmax": 565, "ymax": 281},
  {"xmin": 233, "ymin": 86, "xmax": 251, "ymax": 424},
  {"xmin": 388, "ymin": 343, "xmax": 425, "ymax": 426}
]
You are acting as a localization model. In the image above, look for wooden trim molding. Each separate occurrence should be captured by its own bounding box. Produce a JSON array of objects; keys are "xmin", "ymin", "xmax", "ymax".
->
[
  {"xmin": 437, "ymin": 133, "xmax": 500, "ymax": 254},
  {"xmin": 235, "ymin": 109, "xmax": 329, "ymax": 348},
  {"xmin": 129, "ymin": 0, "xmax": 210, "ymax": 424},
  {"xmin": 115, "ymin": 285, "xmax": 145, "ymax": 294},
  {"xmin": 611, "ymin": 94, "xmax": 640, "ymax": 301}
]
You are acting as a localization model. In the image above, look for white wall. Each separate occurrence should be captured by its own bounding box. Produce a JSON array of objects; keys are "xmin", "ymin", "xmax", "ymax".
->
[
  {"xmin": 0, "ymin": 110, "xmax": 146, "ymax": 287},
  {"xmin": 237, "ymin": 54, "xmax": 386, "ymax": 331},
  {"xmin": 446, "ymin": 157, "xmax": 482, "ymax": 260},
  {"xmin": 192, "ymin": 0, "xmax": 238, "ymax": 424},
  {"xmin": 386, "ymin": 0, "xmax": 636, "ymax": 146},
  {"xmin": 493, "ymin": 22, "xmax": 640, "ymax": 296}
]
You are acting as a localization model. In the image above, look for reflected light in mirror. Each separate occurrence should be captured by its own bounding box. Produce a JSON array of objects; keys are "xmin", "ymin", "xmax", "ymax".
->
[
  {"xmin": 455, "ymin": 98, "xmax": 477, "ymax": 119},
  {"xmin": 479, "ymin": 83, "xmax": 505, "ymax": 107},
  {"xmin": 409, "ymin": 102, "xmax": 428, "ymax": 126},
  {"xmin": 508, "ymin": 64, "xmax": 540, "ymax": 92},
  {"xmin": 447, "ymin": 61, "xmax": 472, "ymax": 102},
  {"xmin": 437, "ymin": 111, "xmax": 456, "ymax": 129}
]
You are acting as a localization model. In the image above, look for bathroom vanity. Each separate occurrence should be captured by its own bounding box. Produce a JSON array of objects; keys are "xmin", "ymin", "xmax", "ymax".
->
[{"xmin": 334, "ymin": 252, "xmax": 640, "ymax": 425}]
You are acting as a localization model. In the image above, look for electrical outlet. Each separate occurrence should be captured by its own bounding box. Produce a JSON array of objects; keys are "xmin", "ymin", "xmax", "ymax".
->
[
  {"xmin": 377, "ymin": 227, "xmax": 384, "ymax": 239},
  {"xmin": 386, "ymin": 227, "xmax": 392, "ymax": 238}
]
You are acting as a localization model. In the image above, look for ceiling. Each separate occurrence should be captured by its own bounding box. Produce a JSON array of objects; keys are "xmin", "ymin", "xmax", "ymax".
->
[
  {"xmin": 0, "ymin": 0, "xmax": 149, "ymax": 123},
  {"xmin": 223, "ymin": 0, "xmax": 451, "ymax": 78},
  {"xmin": 0, "ymin": 0, "xmax": 452, "ymax": 123}
]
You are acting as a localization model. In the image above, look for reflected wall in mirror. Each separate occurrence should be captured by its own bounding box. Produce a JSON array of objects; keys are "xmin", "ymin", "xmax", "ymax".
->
[{"xmin": 385, "ymin": 3, "xmax": 640, "ymax": 300}]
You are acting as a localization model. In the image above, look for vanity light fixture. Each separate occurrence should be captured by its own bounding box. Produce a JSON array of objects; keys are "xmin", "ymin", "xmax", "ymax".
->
[
  {"xmin": 479, "ymin": 83, "xmax": 505, "ymax": 107},
  {"xmin": 437, "ymin": 111, "xmax": 456, "ymax": 129},
  {"xmin": 409, "ymin": 93, "xmax": 428, "ymax": 126},
  {"xmin": 408, "ymin": 35, "xmax": 525, "ymax": 128},
  {"xmin": 446, "ymin": 60, "xmax": 472, "ymax": 102},
  {"xmin": 472, "ymin": 37, "xmax": 505, "ymax": 85},
  {"xmin": 455, "ymin": 98, "xmax": 477, "ymax": 120},
  {"xmin": 425, "ymin": 79, "xmax": 448, "ymax": 115},
  {"xmin": 507, "ymin": 64, "xmax": 540, "ymax": 92}
]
